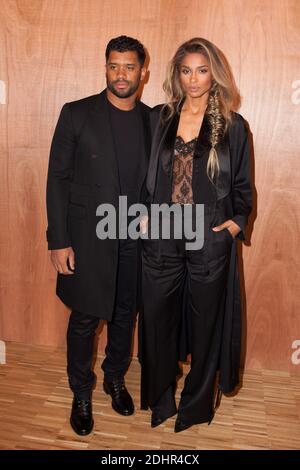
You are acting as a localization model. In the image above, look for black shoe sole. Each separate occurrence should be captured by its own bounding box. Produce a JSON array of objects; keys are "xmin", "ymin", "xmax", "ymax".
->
[
  {"xmin": 112, "ymin": 402, "xmax": 134, "ymax": 416},
  {"xmin": 70, "ymin": 417, "xmax": 94, "ymax": 436},
  {"xmin": 103, "ymin": 384, "xmax": 134, "ymax": 416}
]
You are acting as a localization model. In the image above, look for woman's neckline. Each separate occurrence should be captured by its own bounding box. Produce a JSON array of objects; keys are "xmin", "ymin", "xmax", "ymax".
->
[{"xmin": 176, "ymin": 135, "xmax": 198, "ymax": 145}]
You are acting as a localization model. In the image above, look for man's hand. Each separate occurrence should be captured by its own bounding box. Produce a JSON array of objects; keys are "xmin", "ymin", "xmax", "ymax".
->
[
  {"xmin": 50, "ymin": 247, "xmax": 75, "ymax": 275},
  {"xmin": 212, "ymin": 219, "xmax": 241, "ymax": 239}
]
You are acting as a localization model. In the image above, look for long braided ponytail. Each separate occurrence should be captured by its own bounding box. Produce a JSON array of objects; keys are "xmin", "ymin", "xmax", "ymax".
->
[{"xmin": 206, "ymin": 81, "xmax": 226, "ymax": 181}]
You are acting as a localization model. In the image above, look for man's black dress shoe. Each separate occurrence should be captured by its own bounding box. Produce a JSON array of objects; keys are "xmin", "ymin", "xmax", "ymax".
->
[
  {"xmin": 103, "ymin": 379, "xmax": 134, "ymax": 416},
  {"xmin": 70, "ymin": 397, "xmax": 94, "ymax": 436}
]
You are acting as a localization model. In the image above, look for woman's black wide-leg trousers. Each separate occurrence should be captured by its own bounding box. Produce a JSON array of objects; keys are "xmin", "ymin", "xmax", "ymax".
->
[{"xmin": 140, "ymin": 207, "xmax": 233, "ymax": 425}]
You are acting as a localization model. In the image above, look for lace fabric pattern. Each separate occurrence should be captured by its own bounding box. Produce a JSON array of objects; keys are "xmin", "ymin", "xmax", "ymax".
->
[{"xmin": 171, "ymin": 136, "xmax": 197, "ymax": 204}]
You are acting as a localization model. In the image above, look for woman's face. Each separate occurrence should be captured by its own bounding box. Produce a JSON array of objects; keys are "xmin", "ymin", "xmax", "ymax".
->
[{"xmin": 179, "ymin": 52, "xmax": 212, "ymax": 99}]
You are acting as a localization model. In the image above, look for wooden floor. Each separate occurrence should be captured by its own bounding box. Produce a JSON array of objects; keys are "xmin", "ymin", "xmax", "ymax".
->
[{"xmin": 0, "ymin": 342, "xmax": 300, "ymax": 450}]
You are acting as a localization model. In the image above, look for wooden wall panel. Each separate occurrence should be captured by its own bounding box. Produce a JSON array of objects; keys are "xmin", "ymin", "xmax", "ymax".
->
[{"xmin": 0, "ymin": 0, "xmax": 299, "ymax": 372}]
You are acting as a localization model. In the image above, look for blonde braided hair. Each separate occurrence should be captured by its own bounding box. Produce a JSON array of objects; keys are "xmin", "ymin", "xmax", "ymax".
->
[{"xmin": 206, "ymin": 80, "xmax": 226, "ymax": 181}]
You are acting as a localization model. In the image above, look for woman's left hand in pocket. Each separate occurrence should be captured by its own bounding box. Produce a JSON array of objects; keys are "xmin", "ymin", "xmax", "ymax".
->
[{"xmin": 212, "ymin": 219, "xmax": 241, "ymax": 238}]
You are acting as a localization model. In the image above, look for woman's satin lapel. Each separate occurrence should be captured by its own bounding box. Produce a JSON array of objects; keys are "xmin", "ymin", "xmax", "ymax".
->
[
  {"xmin": 215, "ymin": 132, "xmax": 231, "ymax": 200},
  {"xmin": 160, "ymin": 112, "xmax": 180, "ymax": 176},
  {"xmin": 146, "ymin": 110, "xmax": 179, "ymax": 198}
]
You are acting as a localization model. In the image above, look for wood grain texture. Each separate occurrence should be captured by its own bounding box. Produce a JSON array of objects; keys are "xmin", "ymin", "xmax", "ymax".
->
[
  {"xmin": 0, "ymin": 342, "xmax": 300, "ymax": 450},
  {"xmin": 0, "ymin": 0, "xmax": 299, "ymax": 373}
]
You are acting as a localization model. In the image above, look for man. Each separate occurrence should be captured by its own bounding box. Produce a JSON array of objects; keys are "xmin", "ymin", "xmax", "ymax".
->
[{"xmin": 46, "ymin": 36, "xmax": 150, "ymax": 435}]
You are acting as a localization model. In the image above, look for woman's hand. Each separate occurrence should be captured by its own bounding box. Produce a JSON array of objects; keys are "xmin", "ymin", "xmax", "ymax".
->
[
  {"xmin": 140, "ymin": 215, "xmax": 149, "ymax": 235},
  {"xmin": 212, "ymin": 219, "xmax": 241, "ymax": 239}
]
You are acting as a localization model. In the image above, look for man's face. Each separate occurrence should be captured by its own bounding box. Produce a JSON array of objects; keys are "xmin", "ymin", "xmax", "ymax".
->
[{"xmin": 106, "ymin": 50, "xmax": 146, "ymax": 99}]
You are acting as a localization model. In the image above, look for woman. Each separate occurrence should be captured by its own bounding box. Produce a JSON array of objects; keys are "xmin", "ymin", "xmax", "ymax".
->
[{"xmin": 139, "ymin": 38, "xmax": 252, "ymax": 432}]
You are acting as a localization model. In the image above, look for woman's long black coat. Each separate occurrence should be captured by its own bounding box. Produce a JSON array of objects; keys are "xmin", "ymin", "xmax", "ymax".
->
[{"xmin": 140, "ymin": 105, "xmax": 252, "ymax": 395}]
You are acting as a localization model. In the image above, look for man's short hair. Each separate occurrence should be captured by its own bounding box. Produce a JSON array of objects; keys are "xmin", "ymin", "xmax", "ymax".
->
[{"xmin": 105, "ymin": 35, "xmax": 146, "ymax": 66}]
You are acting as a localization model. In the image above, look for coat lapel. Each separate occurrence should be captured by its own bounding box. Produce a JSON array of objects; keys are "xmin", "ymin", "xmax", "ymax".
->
[
  {"xmin": 146, "ymin": 109, "xmax": 178, "ymax": 198},
  {"xmin": 160, "ymin": 112, "xmax": 180, "ymax": 176},
  {"xmin": 215, "ymin": 130, "xmax": 231, "ymax": 200},
  {"xmin": 85, "ymin": 90, "xmax": 120, "ymax": 188},
  {"xmin": 136, "ymin": 101, "xmax": 151, "ymax": 189}
]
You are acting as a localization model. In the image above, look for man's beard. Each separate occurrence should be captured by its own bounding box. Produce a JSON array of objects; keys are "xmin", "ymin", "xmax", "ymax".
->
[{"xmin": 107, "ymin": 78, "xmax": 140, "ymax": 99}]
